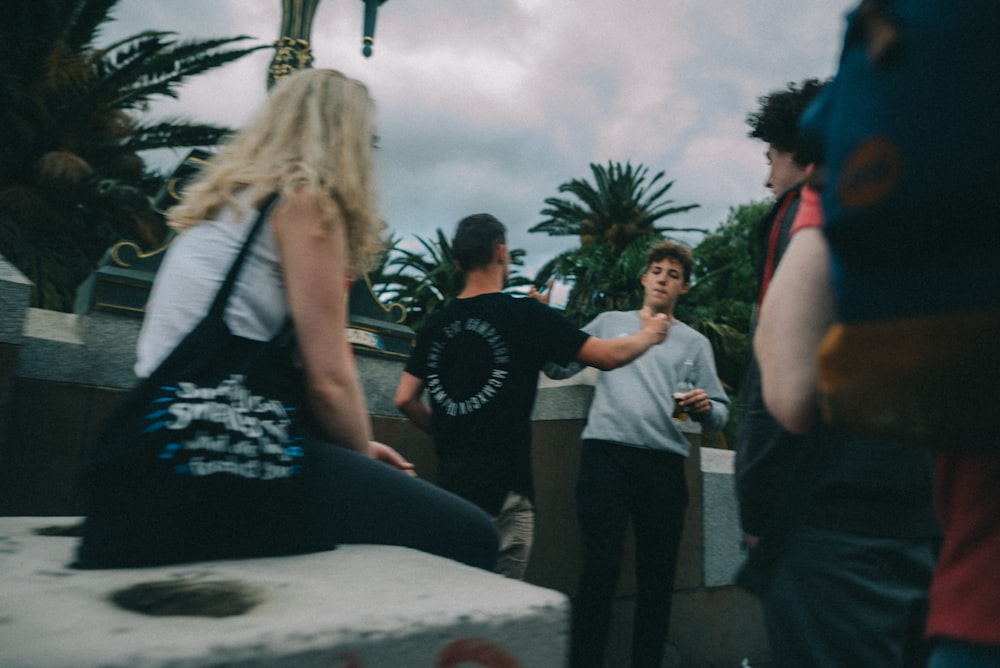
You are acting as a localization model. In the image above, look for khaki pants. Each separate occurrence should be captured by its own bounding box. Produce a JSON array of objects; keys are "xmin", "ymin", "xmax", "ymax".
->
[{"xmin": 493, "ymin": 491, "xmax": 534, "ymax": 579}]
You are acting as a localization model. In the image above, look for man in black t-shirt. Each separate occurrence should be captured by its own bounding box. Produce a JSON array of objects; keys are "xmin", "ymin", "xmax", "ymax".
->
[{"xmin": 395, "ymin": 213, "xmax": 667, "ymax": 578}]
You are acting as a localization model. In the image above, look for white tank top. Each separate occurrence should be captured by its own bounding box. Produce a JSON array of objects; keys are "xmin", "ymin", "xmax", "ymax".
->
[{"xmin": 134, "ymin": 194, "xmax": 287, "ymax": 378}]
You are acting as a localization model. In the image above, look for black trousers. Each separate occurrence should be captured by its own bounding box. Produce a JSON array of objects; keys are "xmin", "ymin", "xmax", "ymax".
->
[{"xmin": 570, "ymin": 440, "xmax": 688, "ymax": 668}]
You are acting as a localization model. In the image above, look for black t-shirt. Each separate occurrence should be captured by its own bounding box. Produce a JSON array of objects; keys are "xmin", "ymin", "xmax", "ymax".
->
[{"xmin": 405, "ymin": 293, "xmax": 589, "ymax": 515}]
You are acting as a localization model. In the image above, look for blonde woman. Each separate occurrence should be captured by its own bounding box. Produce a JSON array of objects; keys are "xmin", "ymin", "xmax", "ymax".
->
[{"xmin": 77, "ymin": 69, "xmax": 499, "ymax": 570}]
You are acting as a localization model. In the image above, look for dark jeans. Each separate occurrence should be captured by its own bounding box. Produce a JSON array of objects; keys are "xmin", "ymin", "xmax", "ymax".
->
[
  {"xmin": 761, "ymin": 524, "xmax": 936, "ymax": 668},
  {"xmin": 930, "ymin": 640, "xmax": 1000, "ymax": 668},
  {"xmin": 78, "ymin": 438, "xmax": 500, "ymax": 571},
  {"xmin": 308, "ymin": 441, "xmax": 501, "ymax": 570},
  {"xmin": 570, "ymin": 440, "xmax": 688, "ymax": 668}
]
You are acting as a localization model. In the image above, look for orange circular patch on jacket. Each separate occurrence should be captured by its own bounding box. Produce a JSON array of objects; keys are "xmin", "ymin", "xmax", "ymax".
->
[{"xmin": 837, "ymin": 137, "xmax": 903, "ymax": 209}]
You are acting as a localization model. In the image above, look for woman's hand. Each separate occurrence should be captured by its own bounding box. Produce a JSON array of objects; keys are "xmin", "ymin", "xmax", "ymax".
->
[{"xmin": 369, "ymin": 440, "xmax": 417, "ymax": 476}]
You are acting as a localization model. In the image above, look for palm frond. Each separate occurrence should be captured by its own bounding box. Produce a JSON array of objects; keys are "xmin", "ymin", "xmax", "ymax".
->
[
  {"xmin": 0, "ymin": 0, "xmax": 264, "ymax": 310},
  {"xmin": 123, "ymin": 120, "xmax": 232, "ymax": 152},
  {"xmin": 530, "ymin": 160, "xmax": 699, "ymax": 248},
  {"xmin": 65, "ymin": 0, "xmax": 120, "ymax": 52},
  {"xmin": 101, "ymin": 35, "xmax": 266, "ymax": 108}
]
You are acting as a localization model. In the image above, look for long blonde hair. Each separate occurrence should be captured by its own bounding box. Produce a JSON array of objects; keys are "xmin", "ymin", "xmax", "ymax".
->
[{"xmin": 167, "ymin": 68, "xmax": 384, "ymax": 273}]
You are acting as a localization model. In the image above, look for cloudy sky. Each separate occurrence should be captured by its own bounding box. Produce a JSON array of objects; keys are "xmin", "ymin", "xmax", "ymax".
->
[{"xmin": 102, "ymin": 0, "xmax": 857, "ymax": 281}]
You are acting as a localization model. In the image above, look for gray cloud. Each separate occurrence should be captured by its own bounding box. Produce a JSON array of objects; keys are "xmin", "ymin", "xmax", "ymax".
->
[{"xmin": 103, "ymin": 0, "xmax": 857, "ymax": 276}]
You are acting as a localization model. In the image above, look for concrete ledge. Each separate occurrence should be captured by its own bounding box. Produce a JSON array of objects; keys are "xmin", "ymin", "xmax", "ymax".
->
[
  {"xmin": 0, "ymin": 517, "xmax": 568, "ymax": 668},
  {"xmin": 700, "ymin": 447, "xmax": 745, "ymax": 587},
  {"xmin": 533, "ymin": 367, "xmax": 596, "ymax": 422}
]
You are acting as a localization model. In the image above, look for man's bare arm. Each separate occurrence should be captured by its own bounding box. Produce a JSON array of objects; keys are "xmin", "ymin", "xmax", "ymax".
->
[
  {"xmin": 394, "ymin": 372, "xmax": 432, "ymax": 434},
  {"xmin": 576, "ymin": 308, "xmax": 668, "ymax": 370}
]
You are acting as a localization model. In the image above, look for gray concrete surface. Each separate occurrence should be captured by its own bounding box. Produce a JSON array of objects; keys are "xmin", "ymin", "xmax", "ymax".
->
[{"xmin": 0, "ymin": 517, "xmax": 568, "ymax": 668}]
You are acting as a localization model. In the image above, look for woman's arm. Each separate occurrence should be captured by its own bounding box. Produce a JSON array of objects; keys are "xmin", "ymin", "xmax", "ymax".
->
[
  {"xmin": 754, "ymin": 227, "xmax": 834, "ymax": 434},
  {"xmin": 271, "ymin": 186, "xmax": 374, "ymax": 456}
]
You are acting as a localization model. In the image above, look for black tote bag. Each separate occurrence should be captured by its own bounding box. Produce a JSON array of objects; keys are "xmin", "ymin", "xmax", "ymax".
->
[{"xmin": 77, "ymin": 195, "xmax": 333, "ymax": 568}]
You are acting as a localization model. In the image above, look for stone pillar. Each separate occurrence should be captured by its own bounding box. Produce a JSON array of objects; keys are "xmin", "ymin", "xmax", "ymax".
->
[{"xmin": 0, "ymin": 255, "xmax": 31, "ymax": 485}]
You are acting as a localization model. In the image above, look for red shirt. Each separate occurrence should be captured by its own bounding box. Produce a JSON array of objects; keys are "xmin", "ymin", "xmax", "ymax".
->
[
  {"xmin": 926, "ymin": 450, "xmax": 1000, "ymax": 644},
  {"xmin": 790, "ymin": 185, "xmax": 823, "ymax": 236}
]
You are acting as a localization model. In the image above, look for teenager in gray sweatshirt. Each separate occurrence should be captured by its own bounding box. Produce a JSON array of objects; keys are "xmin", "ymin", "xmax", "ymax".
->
[{"xmin": 546, "ymin": 240, "xmax": 729, "ymax": 668}]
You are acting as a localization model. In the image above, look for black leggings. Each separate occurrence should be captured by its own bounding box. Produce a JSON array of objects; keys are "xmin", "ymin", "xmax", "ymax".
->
[
  {"xmin": 307, "ymin": 441, "xmax": 500, "ymax": 570},
  {"xmin": 76, "ymin": 440, "xmax": 499, "ymax": 571}
]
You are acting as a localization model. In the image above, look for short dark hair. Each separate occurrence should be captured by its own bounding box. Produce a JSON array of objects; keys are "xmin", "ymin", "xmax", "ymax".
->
[
  {"xmin": 452, "ymin": 213, "xmax": 506, "ymax": 272},
  {"xmin": 646, "ymin": 240, "xmax": 694, "ymax": 283},
  {"xmin": 747, "ymin": 78, "xmax": 828, "ymax": 166}
]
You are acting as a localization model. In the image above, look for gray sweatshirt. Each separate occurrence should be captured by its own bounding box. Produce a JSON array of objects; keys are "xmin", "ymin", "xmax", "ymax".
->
[{"xmin": 546, "ymin": 310, "xmax": 729, "ymax": 457}]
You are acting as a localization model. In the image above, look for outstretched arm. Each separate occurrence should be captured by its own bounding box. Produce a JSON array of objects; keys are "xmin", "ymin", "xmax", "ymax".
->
[
  {"xmin": 754, "ymin": 227, "xmax": 834, "ymax": 434},
  {"xmin": 575, "ymin": 307, "xmax": 668, "ymax": 370}
]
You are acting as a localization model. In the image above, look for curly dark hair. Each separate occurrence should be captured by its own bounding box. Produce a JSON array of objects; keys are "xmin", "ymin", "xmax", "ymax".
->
[
  {"xmin": 646, "ymin": 240, "xmax": 694, "ymax": 283},
  {"xmin": 747, "ymin": 78, "xmax": 828, "ymax": 166}
]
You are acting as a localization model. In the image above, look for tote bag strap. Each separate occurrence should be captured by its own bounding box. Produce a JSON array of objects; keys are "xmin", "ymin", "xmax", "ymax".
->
[{"xmin": 207, "ymin": 193, "xmax": 280, "ymax": 318}]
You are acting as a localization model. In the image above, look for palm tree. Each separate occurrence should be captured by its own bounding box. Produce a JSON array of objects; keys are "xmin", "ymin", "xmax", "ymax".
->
[
  {"xmin": 0, "ymin": 0, "xmax": 267, "ymax": 310},
  {"xmin": 536, "ymin": 234, "xmax": 651, "ymax": 326},
  {"xmin": 531, "ymin": 161, "xmax": 701, "ymax": 250},
  {"xmin": 530, "ymin": 161, "xmax": 700, "ymax": 325},
  {"xmin": 369, "ymin": 229, "xmax": 532, "ymax": 331}
]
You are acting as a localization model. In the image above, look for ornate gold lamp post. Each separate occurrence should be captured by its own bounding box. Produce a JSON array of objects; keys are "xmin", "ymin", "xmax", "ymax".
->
[
  {"xmin": 267, "ymin": 0, "xmax": 322, "ymax": 88},
  {"xmin": 268, "ymin": 0, "xmax": 389, "ymax": 88},
  {"xmin": 265, "ymin": 0, "xmax": 411, "ymax": 358},
  {"xmin": 362, "ymin": 0, "xmax": 389, "ymax": 57}
]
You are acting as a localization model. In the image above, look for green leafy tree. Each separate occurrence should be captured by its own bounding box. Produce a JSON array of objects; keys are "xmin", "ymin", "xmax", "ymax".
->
[
  {"xmin": 0, "ymin": 0, "xmax": 267, "ymax": 310},
  {"xmin": 369, "ymin": 229, "xmax": 532, "ymax": 331},
  {"xmin": 538, "ymin": 233, "xmax": 658, "ymax": 326},
  {"xmin": 674, "ymin": 200, "xmax": 768, "ymax": 446},
  {"xmin": 677, "ymin": 200, "xmax": 770, "ymax": 394},
  {"xmin": 530, "ymin": 161, "xmax": 700, "ymax": 326}
]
